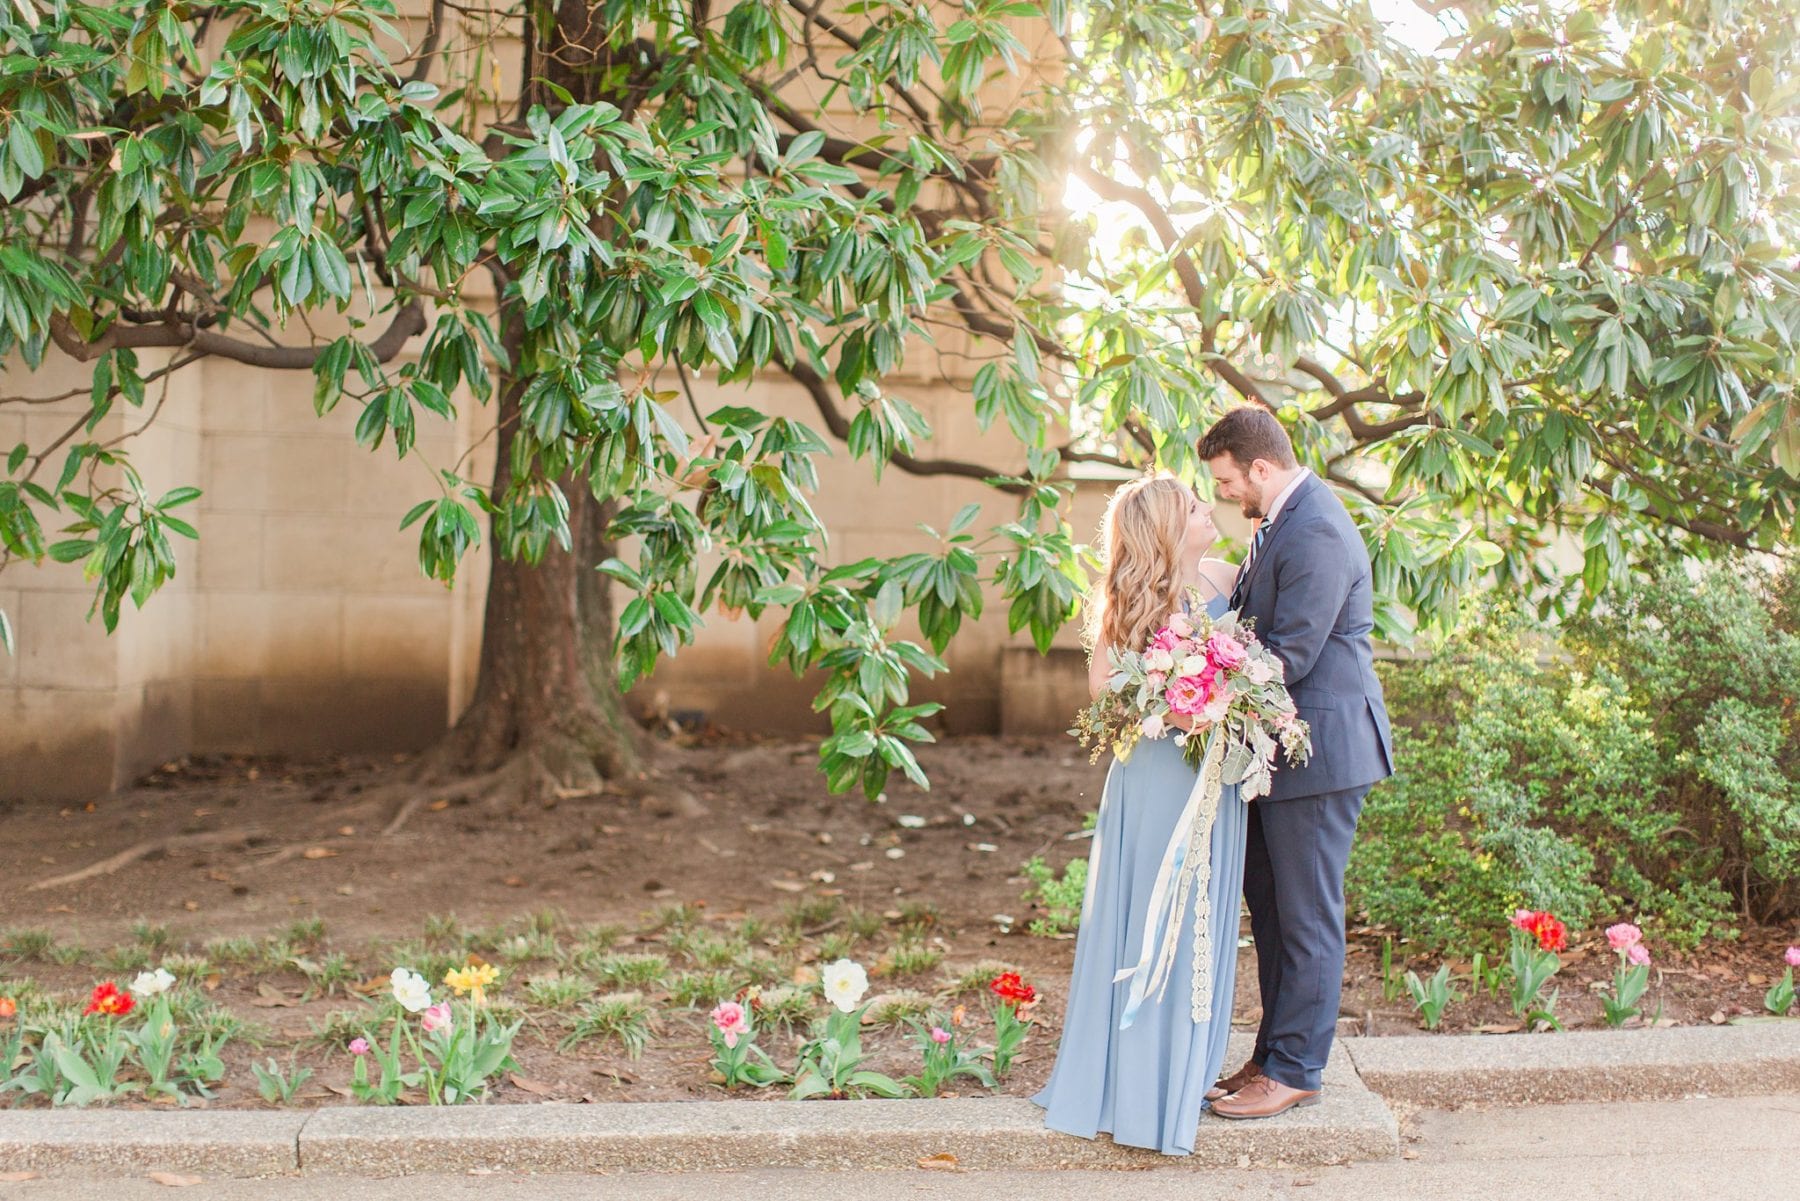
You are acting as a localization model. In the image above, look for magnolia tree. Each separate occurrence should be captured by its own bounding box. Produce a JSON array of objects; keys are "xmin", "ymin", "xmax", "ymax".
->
[{"xmin": 0, "ymin": 0, "xmax": 1793, "ymax": 805}]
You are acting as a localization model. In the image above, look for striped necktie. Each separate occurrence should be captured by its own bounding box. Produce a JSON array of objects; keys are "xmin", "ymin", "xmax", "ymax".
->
[{"xmin": 1230, "ymin": 523, "xmax": 1267, "ymax": 610}]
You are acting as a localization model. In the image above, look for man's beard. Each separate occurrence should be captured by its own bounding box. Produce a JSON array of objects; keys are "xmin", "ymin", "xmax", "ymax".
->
[{"xmin": 1242, "ymin": 500, "xmax": 1265, "ymax": 520}]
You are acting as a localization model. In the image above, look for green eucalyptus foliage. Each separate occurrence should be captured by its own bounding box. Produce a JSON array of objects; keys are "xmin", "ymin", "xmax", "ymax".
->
[{"xmin": 1, "ymin": 1, "xmax": 1794, "ymax": 797}]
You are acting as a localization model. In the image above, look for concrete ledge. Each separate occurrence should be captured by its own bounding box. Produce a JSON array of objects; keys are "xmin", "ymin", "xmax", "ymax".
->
[
  {"xmin": 0, "ymin": 1110, "xmax": 303, "ymax": 1177},
  {"xmin": 1345, "ymin": 1021, "xmax": 1800, "ymax": 1109},
  {"xmin": 297, "ymin": 1091, "xmax": 1397, "ymax": 1174}
]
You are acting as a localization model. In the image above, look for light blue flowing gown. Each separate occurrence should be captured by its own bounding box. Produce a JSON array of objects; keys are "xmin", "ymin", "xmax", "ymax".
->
[{"xmin": 1031, "ymin": 592, "xmax": 1248, "ymax": 1157}]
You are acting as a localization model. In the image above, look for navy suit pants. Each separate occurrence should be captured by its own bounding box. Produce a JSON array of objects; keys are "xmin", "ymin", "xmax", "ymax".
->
[{"xmin": 1243, "ymin": 786, "xmax": 1368, "ymax": 1092}]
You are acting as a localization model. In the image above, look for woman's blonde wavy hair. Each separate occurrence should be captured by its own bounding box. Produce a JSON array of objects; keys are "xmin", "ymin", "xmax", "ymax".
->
[{"xmin": 1083, "ymin": 473, "xmax": 1192, "ymax": 658}]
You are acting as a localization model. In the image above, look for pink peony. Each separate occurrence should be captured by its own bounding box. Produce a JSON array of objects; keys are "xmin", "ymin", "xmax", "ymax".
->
[
  {"xmin": 348, "ymin": 1037, "xmax": 370, "ymax": 1056},
  {"xmin": 710, "ymin": 1000, "xmax": 750, "ymax": 1049},
  {"xmin": 1149, "ymin": 627, "xmax": 1183, "ymax": 653},
  {"xmin": 1627, "ymin": 944, "xmax": 1651, "ymax": 967},
  {"xmin": 1165, "ymin": 675, "xmax": 1208, "ymax": 715},
  {"xmin": 1167, "ymin": 612, "xmax": 1194, "ymax": 639},
  {"xmin": 1606, "ymin": 923, "xmax": 1643, "ymax": 952},
  {"xmin": 1787, "ymin": 946, "xmax": 1800, "ymax": 968},
  {"xmin": 930, "ymin": 1026, "xmax": 951, "ymax": 1045},
  {"xmin": 1204, "ymin": 631, "xmax": 1247, "ymax": 672},
  {"xmin": 421, "ymin": 1001, "xmax": 452, "ymax": 1035}
]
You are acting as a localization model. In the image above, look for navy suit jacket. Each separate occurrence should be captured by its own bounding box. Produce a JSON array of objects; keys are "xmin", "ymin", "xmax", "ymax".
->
[{"xmin": 1232, "ymin": 473, "xmax": 1394, "ymax": 802}]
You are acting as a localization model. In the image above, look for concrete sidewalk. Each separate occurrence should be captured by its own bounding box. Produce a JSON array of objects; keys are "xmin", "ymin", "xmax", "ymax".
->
[
  {"xmin": 1, "ymin": 1095, "xmax": 1794, "ymax": 1201},
  {"xmin": 0, "ymin": 1023, "xmax": 1794, "ymax": 1180}
]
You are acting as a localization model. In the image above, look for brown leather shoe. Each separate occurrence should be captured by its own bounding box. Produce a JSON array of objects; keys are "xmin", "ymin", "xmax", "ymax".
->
[
  {"xmin": 1208, "ymin": 1074, "xmax": 1321, "ymax": 1120},
  {"xmin": 1204, "ymin": 1058, "xmax": 1263, "ymax": 1102}
]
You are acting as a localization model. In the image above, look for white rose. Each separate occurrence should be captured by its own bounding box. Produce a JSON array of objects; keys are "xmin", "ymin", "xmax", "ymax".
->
[
  {"xmin": 390, "ymin": 967, "xmax": 432, "ymax": 1013},
  {"xmin": 130, "ymin": 967, "xmax": 176, "ymax": 998},
  {"xmin": 1178, "ymin": 655, "xmax": 1207, "ymax": 677},
  {"xmin": 1200, "ymin": 693, "xmax": 1231, "ymax": 724},
  {"xmin": 1139, "ymin": 713, "xmax": 1165, "ymax": 739},
  {"xmin": 820, "ymin": 958, "xmax": 869, "ymax": 1013},
  {"xmin": 1144, "ymin": 648, "xmax": 1174, "ymax": 673}
]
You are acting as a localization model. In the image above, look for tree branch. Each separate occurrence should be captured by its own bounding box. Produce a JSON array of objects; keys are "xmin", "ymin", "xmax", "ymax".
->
[
  {"xmin": 782, "ymin": 360, "xmax": 1027, "ymax": 494},
  {"xmin": 47, "ymin": 302, "xmax": 428, "ymax": 369}
]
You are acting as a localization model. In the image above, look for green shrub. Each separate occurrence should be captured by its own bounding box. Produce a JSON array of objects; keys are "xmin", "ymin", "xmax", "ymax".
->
[
  {"xmin": 1021, "ymin": 854, "xmax": 1088, "ymax": 937},
  {"xmin": 1350, "ymin": 561, "xmax": 1797, "ymax": 952}
]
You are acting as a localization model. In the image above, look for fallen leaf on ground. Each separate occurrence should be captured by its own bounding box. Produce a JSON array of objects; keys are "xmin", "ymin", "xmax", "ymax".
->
[
  {"xmin": 508, "ymin": 1074, "xmax": 555, "ymax": 1096},
  {"xmin": 148, "ymin": 1172, "xmax": 204, "ymax": 1187},
  {"xmin": 502, "ymin": 875, "xmax": 525, "ymax": 887},
  {"xmin": 1402, "ymin": 1150, "xmax": 1421, "ymax": 1161},
  {"xmin": 0, "ymin": 1171, "xmax": 40, "ymax": 1181},
  {"xmin": 769, "ymin": 879, "xmax": 807, "ymax": 892},
  {"xmin": 301, "ymin": 847, "xmax": 337, "ymax": 860},
  {"xmin": 917, "ymin": 1153, "xmax": 960, "ymax": 1171},
  {"xmin": 323, "ymin": 1085, "xmax": 354, "ymax": 1098},
  {"xmin": 428, "ymin": 799, "xmax": 450, "ymax": 811},
  {"xmin": 1473, "ymin": 1022, "xmax": 1523, "ymax": 1034},
  {"xmin": 250, "ymin": 983, "xmax": 300, "ymax": 1008}
]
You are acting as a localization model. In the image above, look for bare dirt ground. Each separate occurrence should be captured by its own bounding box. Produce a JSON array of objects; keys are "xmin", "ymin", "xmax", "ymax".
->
[{"xmin": 1, "ymin": 734, "xmax": 1792, "ymax": 1108}]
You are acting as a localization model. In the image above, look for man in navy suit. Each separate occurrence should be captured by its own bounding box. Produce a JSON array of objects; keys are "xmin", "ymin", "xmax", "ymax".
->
[{"xmin": 1197, "ymin": 406, "xmax": 1394, "ymax": 1120}]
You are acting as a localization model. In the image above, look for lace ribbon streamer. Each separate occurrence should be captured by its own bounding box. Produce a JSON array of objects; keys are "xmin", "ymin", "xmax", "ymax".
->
[{"xmin": 1110, "ymin": 728, "xmax": 1228, "ymax": 1029}]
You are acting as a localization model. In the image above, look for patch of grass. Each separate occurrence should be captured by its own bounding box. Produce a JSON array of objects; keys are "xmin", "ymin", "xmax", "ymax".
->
[
  {"xmin": 571, "ymin": 924, "xmax": 624, "ymax": 959},
  {"xmin": 943, "ymin": 961, "xmax": 1022, "ymax": 998},
  {"xmin": 648, "ymin": 902, "xmax": 704, "ymax": 931},
  {"xmin": 887, "ymin": 939, "xmax": 944, "ymax": 977},
  {"xmin": 304, "ymin": 1006, "xmax": 389, "ymax": 1051},
  {"xmin": 816, "ymin": 933, "xmax": 857, "ymax": 962},
  {"xmin": 169, "ymin": 993, "xmax": 267, "ymax": 1048},
  {"xmin": 559, "ymin": 993, "xmax": 654, "ymax": 1058},
  {"xmin": 866, "ymin": 990, "xmax": 934, "ymax": 1027},
  {"xmin": 524, "ymin": 974, "xmax": 591, "ymax": 1009},
  {"xmin": 525, "ymin": 908, "xmax": 564, "ymax": 937},
  {"xmin": 495, "ymin": 933, "xmax": 559, "ymax": 965},
  {"xmin": 747, "ymin": 986, "xmax": 815, "ymax": 1034},
  {"xmin": 130, "ymin": 920, "xmax": 173, "ymax": 951},
  {"xmin": 202, "ymin": 936, "xmax": 261, "ymax": 966},
  {"xmin": 733, "ymin": 952, "xmax": 787, "ymax": 987},
  {"xmin": 588, "ymin": 953, "xmax": 669, "ymax": 991},
  {"xmin": 845, "ymin": 908, "xmax": 885, "ymax": 941},
  {"xmin": 422, "ymin": 913, "xmax": 464, "ymax": 946},
  {"xmin": 293, "ymin": 952, "xmax": 360, "ymax": 999},
  {"xmin": 162, "ymin": 953, "xmax": 212, "ymax": 984},
  {"xmin": 47, "ymin": 943, "xmax": 88, "ymax": 967},
  {"xmin": 283, "ymin": 917, "xmax": 327, "ymax": 948},
  {"xmin": 668, "ymin": 970, "xmax": 739, "ymax": 1010},
  {"xmin": 1, "ymin": 929, "xmax": 55, "ymax": 961},
  {"xmin": 734, "ymin": 916, "xmax": 769, "ymax": 945},
  {"xmin": 781, "ymin": 897, "xmax": 841, "ymax": 932},
  {"xmin": 0, "ymin": 977, "xmax": 46, "ymax": 1008},
  {"xmin": 894, "ymin": 901, "xmax": 941, "ymax": 938},
  {"xmin": 97, "ymin": 944, "xmax": 151, "ymax": 973}
]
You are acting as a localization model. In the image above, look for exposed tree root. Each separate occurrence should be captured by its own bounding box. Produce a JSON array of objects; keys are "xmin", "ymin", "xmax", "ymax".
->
[{"xmin": 29, "ymin": 827, "xmax": 269, "ymax": 891}]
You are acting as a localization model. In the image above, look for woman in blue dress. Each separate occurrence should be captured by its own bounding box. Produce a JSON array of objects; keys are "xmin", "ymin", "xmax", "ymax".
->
[{"xmin": 1032, "ymin": 473, "xmax": 1249, "ymax": 1157}]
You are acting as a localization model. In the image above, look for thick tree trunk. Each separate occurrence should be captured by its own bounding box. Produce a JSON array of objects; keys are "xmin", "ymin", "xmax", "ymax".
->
[
  {"xmin": 430, "ymin": 302, "xmax": 642, "ymax": 801},
  {"xmin": 400, "ymin": 4, "xmax": 704, "ymax": 817}
]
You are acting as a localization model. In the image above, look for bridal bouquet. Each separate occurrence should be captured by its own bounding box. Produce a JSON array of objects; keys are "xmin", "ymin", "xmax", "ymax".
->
[{"xmin": 1072, "ymin": 592, "xmax": 1311, "ymax": 799}]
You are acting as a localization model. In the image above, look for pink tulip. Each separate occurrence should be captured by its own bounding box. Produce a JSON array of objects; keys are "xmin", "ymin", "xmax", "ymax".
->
[
  {"xmin": 930, "ymin": 1026, "xmax": 951, "ymax": 1045},
  {"xmin": 421, "ymin": 1001, "xmax": 453, "ymax": 1035},
  {"xmin": 1605, "ymin": 923, "xmax": 1643, "ymax": 952},
  {"xmin": 1786, "ymin": 946, "xmax": 1800, "ymax": 968},
  {"xmin": 1627, "ymin": 944, "xmax": 1651, "ymax": 967},
  {"xmin": 348, "ymin": 1037, "xmax": 370, "ymax": 1056},
  {"xmin": 710, "ymin": 1000, "xmax": 750, "ymax": 1049}
]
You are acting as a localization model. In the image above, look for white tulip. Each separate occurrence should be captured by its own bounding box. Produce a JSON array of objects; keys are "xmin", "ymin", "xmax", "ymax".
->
[
  {"xmin": 1178, "ymin": 655, "xmax": 1207, "ymax": 677},
  {"xmin": 1139, "ymin": 713, "xmax": 1165, "ymax": 739},
  {"xmin": 820, "ymin": 958, "xmax": 869, "ymax": 1013},
  {"xmin": 130, "ymin": 967, "xmax": 176, "ymax": 998},
  {"xmin": 389, "ymin": 967, "xmax": 432, "ymax": 1013}
]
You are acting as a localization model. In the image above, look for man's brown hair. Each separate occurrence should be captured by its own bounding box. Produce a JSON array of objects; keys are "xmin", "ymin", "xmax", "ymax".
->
[{"xmin": 1196, "ymin": 406, "xmax": 1298, "ymax": 470}]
